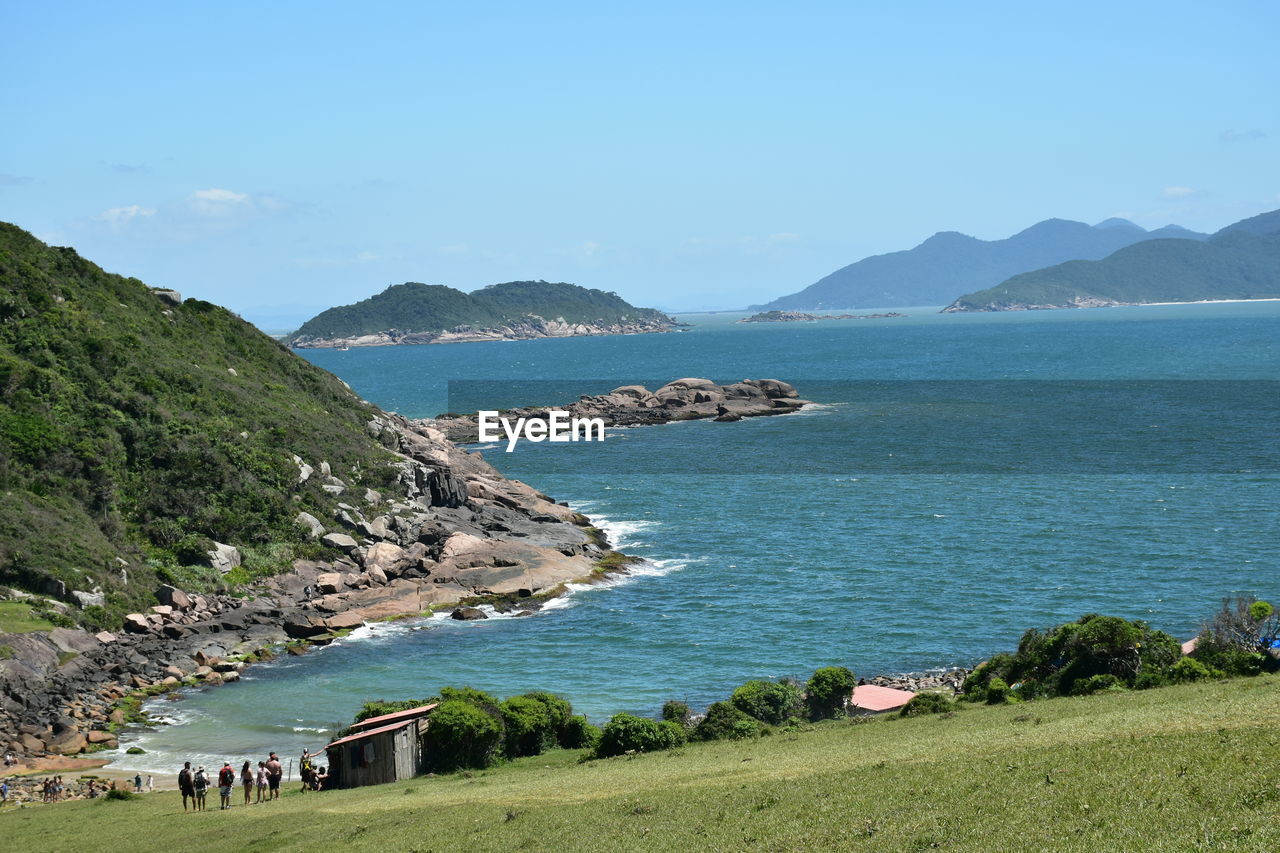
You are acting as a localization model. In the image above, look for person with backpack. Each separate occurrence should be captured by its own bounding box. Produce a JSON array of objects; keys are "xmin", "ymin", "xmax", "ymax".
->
[
  {"xmin": 217, "ymin": 761, "xmax": 236, "ymax": 809},
  {"xmin": 178, "ymin": 762, "xmax": 195, "ymax": 812},
  {"xmin": 193, "ymin": 765, "xmax": 209, "ymax": 811}
]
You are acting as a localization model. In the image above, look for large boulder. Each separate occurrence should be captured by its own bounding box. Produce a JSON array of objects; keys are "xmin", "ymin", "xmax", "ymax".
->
[
  {"xmin": 71, "ymin": 589, "xmax": 105, "ymax": 608},
  {"xmin": 205, "ymin": 542, "xmax": 242, "ymax": 574},
  {"xmin": 316, "ymin": 572, "xmax": 344, "ymax": 595},
  {"xmin": 321, "ymin": 532, "xmax": 359, "ymax": 553},
  {"xmin": 450, "ymin": 606, "xmax": 487, "ymax": 621},
  {"xmin": 156, "ymin": 584, "xmax": 192, "ymax": 610},
  {"xmin": 294, "ymin": 511, "xmax": 326, "ymax": 540},
  {"xmin": 363, "ymin": 542, "xmax": 406, "ymax": 575},
  {"xmin": 122, "ymin": 613, "xmax": 151, "ymax": 634}
]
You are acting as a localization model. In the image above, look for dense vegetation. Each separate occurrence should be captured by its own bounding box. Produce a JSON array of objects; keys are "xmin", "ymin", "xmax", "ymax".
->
[
  {"xmin": 8, "ymin": 675, "xmax": 1279, "ymax": 851},
  {"xmin": 344, "ymin": 687, "xmax": 599, "ymax": 772},
  {"xmin": 287, "ymin": 280, "xmax": 671, "ymax": 343},
  {"xmin": 754, "ymin": 217, "xmax": 1205, "ymax": 310},
  {"xmin": 0, "ymin": 223, "xmax": 400, "ymax": 628},
  {"xmin": 946, "ymin": 208, "xmax": 1280, "ymax": 310}
]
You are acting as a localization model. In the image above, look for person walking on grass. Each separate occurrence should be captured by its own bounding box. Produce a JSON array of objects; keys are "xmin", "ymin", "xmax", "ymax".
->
[
  {"xmin": 146, "ymin": 774, "xmax": 153, "ymax": 793},
  {"xmin": 217, "ymin": 761, "xmax": 235, "ymax": 809},
  {"xmin": 255, "ymin": 760, "xmax": 268, "ymax": 803},
  {"xmin": 240, "ymin": 760, "xmax": 254, "ymax": 805},
  {"xmin": 178, "ymin": 762, "xmax": 195, "ymax": 812}
]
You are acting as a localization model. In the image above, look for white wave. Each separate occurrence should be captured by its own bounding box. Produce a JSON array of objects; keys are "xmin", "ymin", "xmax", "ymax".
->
[{"xmin": 792, "ymin": 401, "xmax": 845, "ymax": 417}]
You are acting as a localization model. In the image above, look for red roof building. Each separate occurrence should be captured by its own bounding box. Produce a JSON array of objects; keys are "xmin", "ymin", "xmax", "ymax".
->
[{"xmin": 850, "ymin": 684, "xmax": 915, "ymax": 714}]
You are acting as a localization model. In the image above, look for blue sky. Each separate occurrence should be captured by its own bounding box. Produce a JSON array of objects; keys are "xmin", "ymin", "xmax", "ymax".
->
[{"xmin": 3, "ymin": 2, "xmax": 1277, "ymax": 321}]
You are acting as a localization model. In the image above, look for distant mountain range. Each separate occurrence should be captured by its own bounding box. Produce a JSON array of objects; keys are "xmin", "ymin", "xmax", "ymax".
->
[
  {"xmin": 943, "ymin": 208, "xmax": 1280, "ymax": 312},
  {"xmin": 288, "ymin": 281, "xmax": 676, "ymax": 348},
  {"xmin": 752, "ymin": 218, "xmax": 1207, "ymax": 310}
]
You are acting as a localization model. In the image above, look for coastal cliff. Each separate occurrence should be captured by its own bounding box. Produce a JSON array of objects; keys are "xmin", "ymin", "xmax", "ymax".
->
[{"xmin": 0, "ymin": 224, "xmax": 632, "ymax": 761}]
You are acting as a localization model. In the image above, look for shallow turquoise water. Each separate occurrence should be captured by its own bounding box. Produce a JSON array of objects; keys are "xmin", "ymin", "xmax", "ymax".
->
[{"xmin": 112, "ymin": 302, "xmax": 1280, "ymax": 772}]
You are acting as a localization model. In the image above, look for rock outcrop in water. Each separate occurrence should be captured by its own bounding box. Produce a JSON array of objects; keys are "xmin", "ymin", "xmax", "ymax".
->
[{"xmin": 432, "ymin": 378, "xmax": 811, "ymax": 442}]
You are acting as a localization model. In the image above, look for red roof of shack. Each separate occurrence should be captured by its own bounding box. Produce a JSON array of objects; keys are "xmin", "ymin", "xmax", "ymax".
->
[
  {"xmin": 850, "ymin": 684, "xmax": 915, "ymax": 713},
  {"xmin": 325, "ymin": 719, "xmax": 414, "ymax": 751},
  {"xmin": 349, "ymin": 703, "xmax": 438, "ymax": 732}
]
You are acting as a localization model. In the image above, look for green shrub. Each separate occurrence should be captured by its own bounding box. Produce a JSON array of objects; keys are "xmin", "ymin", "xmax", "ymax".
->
[
  {"xmin": 500, "ymin": 695, "xmax": 557, "ymax": 758},
  {"xmin": 899, "ymin": 692, "xmax": 955, "ymax": 717},
  {"xmin": 424, "ymin": 699, "xmax": 505, "ymax": 772},
  {"xmin": 985, "ymin": 678, "xmax": 1016, "ymax": 705},
  {"xmin": 730, "ymin": 678, "xmax": 803, "ymax": 725},
  {"xmin": 559, "ymin": 715, "xmax": 600, "ymax": 750},
  {"xmin": 661, "ymin": 700, "xmax": 691, "ymax": 727},
  {"xmin": 1249, "ymin": 600, "xmax": 1274, "ymax": 622},
  {"xmin": 594, "ymin": 713, "xmax": 685, "ymax": 758},
  {"xmin": 1071, "ymin": 673, "xmax": 1124, "ymax": 695},
  {"xmin": 693, "ymin": 701, "xmax": 763, "ymax": 741},
  {"xmin": 804, "ymin": 666, "xmax": 857, "ymax": 720},
  {"xmin": 963, "ymin": 615, "xmax": 1182, "ymax": 701},
  {"xmin": 1168, "ymin": 656, "xmax": 1221, "ymax": 683},
  {"xmin": 104, "ymin": 788, "xmax": 137, "ymax": 801}
]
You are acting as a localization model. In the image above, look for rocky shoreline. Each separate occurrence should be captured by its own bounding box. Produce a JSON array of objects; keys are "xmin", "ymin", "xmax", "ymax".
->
[
  {"xmin": 289, "ymin": 315, "xmax": 678, "ymax": 349},
  {"xmin": 0, "ymin": 413, "xmax": 630, "ymax": 764},
  {"xmin": 433, "ymin": 378, "xmax": 812, "ymax": 443},
  {"xmin": 738, "ymin": 310, "xmax": 907, "ymax": 322}
]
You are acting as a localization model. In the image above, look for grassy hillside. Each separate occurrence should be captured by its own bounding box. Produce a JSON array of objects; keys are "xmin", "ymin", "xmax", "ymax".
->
[
  {"xmin": 0, "ymin": 223, "xmax": 399, "ymax": 627},
  {"xmin": 946, "ymin": 211, "xmax": 1280, "ymax": 311},
  {"xmin": 288, "ymin": 280, "xmax": 670, "ymax": 344},
  {"xmin": 3, "ymin": 675, "xmax": 1277, "ymax": 851}
]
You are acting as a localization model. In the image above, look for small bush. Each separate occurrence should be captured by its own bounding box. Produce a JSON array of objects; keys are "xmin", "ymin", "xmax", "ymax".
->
[
  {"xmin": 595, "ymin": 713, "xmax": 685, "ymax": 758},
  {"xmin": 661, "ymin": 700, "xmax": 691, "ymax": 727},
  {"xmin": 985, "ymin": 678, "xmax": 1016, "ymax": 705},
  {"xmin": 899, "ymin": 692, "xmax": 955, "ymax": 717},
  {"xmin": 424, "ymin": 698, "xmax": 505, "ymax": 772},
  {"xmin": 804, "ymin": 666, "xmax": 857, "ymax": 720},
  {"xmin": 1169, "ymin": 656, "xmax": 1221, "ymax": 683},
  {"xmin": 104, "ymin": 788, "xmax": 137, "ymax": 801},
  {"xmin": 1071, "ymin": 673, "xmax": 1124, "ymax": 695},
  {"xmin": 500, "ymin": 695, "xmax": 557, "ymax": 758},
  {"xmin": 731, "ymin": 678, "xmax": 803, "ymax": 725},
  {"xmin": 559, "ymin": 715, "xmax": 601, "ymax": 750},
  {"xmin": 693, "ymin": 701, "xmax": 763, "ymax": 741}
]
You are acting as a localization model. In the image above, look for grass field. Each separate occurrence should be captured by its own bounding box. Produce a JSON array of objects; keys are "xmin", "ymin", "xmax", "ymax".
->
[
  {"xmin": 3, "ymin": 676, "xmax": 1278, "ymax": 852},
  {"xmin": 0, "ymin": 601, "xmax": 56, "ymax": 634}
]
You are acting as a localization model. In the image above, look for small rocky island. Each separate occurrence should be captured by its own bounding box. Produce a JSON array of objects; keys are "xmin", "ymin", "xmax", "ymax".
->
[
  {"xmin": 289, "ymin": 281, "xmax": 679, "ymax": 348},
  {"xmin": 432, "ymin": 378, "xmax": 811, "ymax": 443},
  {"xmin": 739, "ymin": 310, "xmax": 906, "ymax": 323}
]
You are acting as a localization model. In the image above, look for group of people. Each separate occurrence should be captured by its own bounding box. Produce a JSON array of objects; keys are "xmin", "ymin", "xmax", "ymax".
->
[{"xmin": 177, "ymin": 749, "xmax": 328, "ymax": 812}]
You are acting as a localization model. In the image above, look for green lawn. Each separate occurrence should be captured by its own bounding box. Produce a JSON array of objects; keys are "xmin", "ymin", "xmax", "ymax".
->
[
  {"xmin": 0, "ymin": 601, "xmax": 56, "ymax": 633},
  {"xmin": 3, "ymin": 676, "xmax": 1279, "ymax": 851}
]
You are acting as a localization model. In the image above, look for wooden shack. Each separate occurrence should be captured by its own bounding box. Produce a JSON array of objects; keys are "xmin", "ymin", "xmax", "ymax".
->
[{"xmin": 324, "ymin": 703, "xmax": 437, "ymax": 789}]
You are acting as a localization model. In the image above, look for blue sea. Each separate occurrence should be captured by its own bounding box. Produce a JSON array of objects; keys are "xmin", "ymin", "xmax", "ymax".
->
[{"xmin": 111, "ymin": 302, "xmax": 1280, "ymax": 772}]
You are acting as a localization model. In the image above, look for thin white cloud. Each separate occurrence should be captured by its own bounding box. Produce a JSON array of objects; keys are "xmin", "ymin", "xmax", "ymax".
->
[
  {"xmin": 97, "ymin": 204, "xmax": 157, "ymax": 225},
  {"xmin": 356, "ymin": 251, "xmax": 378, "ymax": 262},
  {"xmin": 1219, "ymin": 129, "xmax": 1266, "ymax": 143},
  {"xmin": 1161, "ymin": 186, "xmax": 1196, "ymax": 199},
  {"xmin": 189, "ymin": 187, "xmax": 250, "ymax": 217},
  {"xmin": 437, "ymin": 244, "xmax": 470, "ymax": 255}
]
